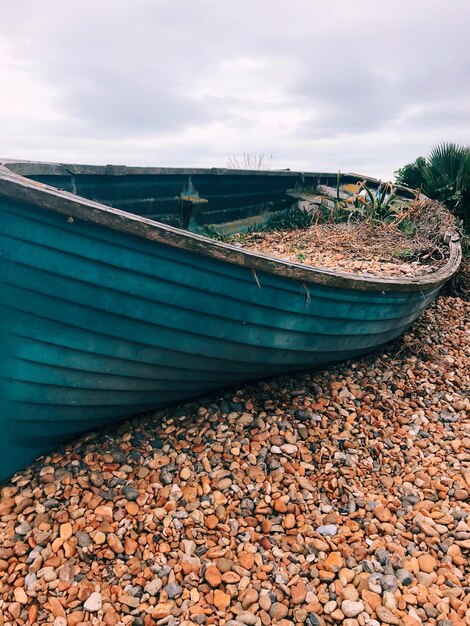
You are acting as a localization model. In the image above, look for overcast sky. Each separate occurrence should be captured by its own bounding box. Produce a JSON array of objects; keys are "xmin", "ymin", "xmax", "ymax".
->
[{"xmin": 1, "ymin": 0, "xmax": 469, "ymax": 179}]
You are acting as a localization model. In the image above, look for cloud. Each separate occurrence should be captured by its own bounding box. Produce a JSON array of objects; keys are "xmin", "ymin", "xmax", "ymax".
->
[
  {"xmin": 61, "ymin": 71, "xmax": 213, "ymax": 135},
  {"xmin": 0, "ymin": 0, "xmax": 469, "ymax": 178}
]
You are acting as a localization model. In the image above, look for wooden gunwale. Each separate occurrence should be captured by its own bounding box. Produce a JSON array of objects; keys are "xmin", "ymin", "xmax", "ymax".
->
[{"xmin": 0, "ymin": 161, "xmax": 462, "ymax": 293}]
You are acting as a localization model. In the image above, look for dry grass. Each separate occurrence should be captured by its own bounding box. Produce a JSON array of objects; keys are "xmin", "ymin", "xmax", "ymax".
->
[
  {"xmin": 226, "ymin": 153, "xmax": 274, "ymax": 170},
  {"xmin": 228, "ymin": 199, "xmax": 458, "ymax": 278}
]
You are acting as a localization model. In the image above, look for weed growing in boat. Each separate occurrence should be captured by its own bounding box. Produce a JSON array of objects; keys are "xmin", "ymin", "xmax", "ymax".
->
[
  {"xmin": 397, "ymin": 218, "xmax": 418, "ymax": 237},
  {"xmin": 391, "ymin": 248, "xmax": 416, "ymax": 260},
  {"xmin": 263, "ymin": 205, "xmax": 315, "ymax": 231},
  {"xmin": 201, "ymin": 225, "xmax": 239, "ymax": 243}
]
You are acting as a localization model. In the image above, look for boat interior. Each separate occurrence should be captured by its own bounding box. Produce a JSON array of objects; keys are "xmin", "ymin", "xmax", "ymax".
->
[{"xmin": 1, "ymin": 161, "xmax": 415, "ymax": 235}]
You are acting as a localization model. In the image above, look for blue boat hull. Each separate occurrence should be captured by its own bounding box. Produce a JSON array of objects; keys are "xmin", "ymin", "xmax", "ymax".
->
[{"xmin": 0, "ymin": 163, "xmax": 459, "ymax": 481}]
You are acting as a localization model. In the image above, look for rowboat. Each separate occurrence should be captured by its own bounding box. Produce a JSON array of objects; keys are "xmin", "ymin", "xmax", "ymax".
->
[{"xmin": 0, "ymin": 161, "xmax": 461, "ymax": 481}]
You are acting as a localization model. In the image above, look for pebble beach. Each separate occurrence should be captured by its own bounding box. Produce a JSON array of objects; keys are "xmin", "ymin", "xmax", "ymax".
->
[{"xmin": 0, "ymin": 296, "xmax": 468, "ymax": 626}]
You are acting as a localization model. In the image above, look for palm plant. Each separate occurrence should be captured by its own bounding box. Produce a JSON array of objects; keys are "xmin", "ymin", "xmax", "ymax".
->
[
  {"xmin": 395, "ymin": 156, "xmax": 427, "ymax": 189},
  {"xmin": 396, "ymin": 143, "xmax": 470, "ymax": 231},
  {"xmin": 422, "ymin": 143, "xmax": 470, "ymax": 227}
]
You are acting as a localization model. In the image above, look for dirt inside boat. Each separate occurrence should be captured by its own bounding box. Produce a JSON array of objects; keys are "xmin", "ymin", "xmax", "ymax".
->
[
  {"xmin": 210, "ymin": 207, "xmax": 455, "ymax": 279},
  {"xmin": 195, "ymin": 182, "xmax": 456, "ymax": 279}
]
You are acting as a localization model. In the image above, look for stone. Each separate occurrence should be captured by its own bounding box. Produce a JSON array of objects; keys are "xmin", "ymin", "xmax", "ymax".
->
[
  {"xmin": 152, "ymin": 601, "xmax": 174, "ymax": 619},
  {"xmin": 120, "ymin": 594, "xmax": 140, "ymax": 608},
  {"xmin": 182, "ymin": 555, "xmax": 201, "ymax": 575},
  {"xmin": 380, "ymin": 575, "xmax": 398, "ymax": 592},
  {"xmin": 237, "ymin": 611, "xmax": 258, "ymax": 625},
  {"xmin": 374, "ymin": 506, "xmax": 392, "ymax": 522},
  {"xmin": 180, "ymin": 467, "xmax": 191, "ymax": 480},
  {"xmin": 84, "ymin": 592, "xmax": 103, "ymax": 612},
  {"xmin": 60, "ymin": 523, "xmax": 73, "ymax": 540},
  {"xmin": 382, "ymin": 591, "xmax": 396, "ymax": 611},
  {"xmin": 341, "ymin": 600, "xmax": 364, "ymax": 618},
  {"xmin": 24, "ymin": 573, "xmax": 37, "ymax": 594},
  {"xmin": 290, "ymin": 583, "xmax": 307, "ymax": 605},
  {"xmin": 108, "ymin": 533, "xmax": 124, "ymax": 554},
  {"xmin": 342, "ymin": 585, "xmax": 359, "ymax": 602},
  {"xmin": 259, "ymin": 592, "xmax": 272, "ymax": 612},
  {"xmin": 122, "ymin": 485, "xmax": 139, "ymax": 501},
  {"xmin": 76, "ymin": 531, "xmax": 92, "ymax": 547},
  {"xmin": 238, "ymin": 552, "xmax": 255, "ymax": 569},
  {"xmin": 261, "ymin": 519, "xmax": 272, "ymax": 533},
  {"xmin": 49, "ymin": 597, "xmax": 66, "ymax": 618},
  {"xmin": 164, "ymin": 583, "xmax": 182, "ymax": 599},
  {"xmin": 124, "ymin": 537, "xmax": 138, "ymax": 555},
  {"xmin": 94, "ymin": 505, "xmax": 113, "ymax": 521},
  {"xmin": 14, "ymin": 588, "xmax": 28, "ymax": 604},
  {"xmin": 416, "ymin": 520, "xmax": 439, "ymax": 537},
  {"xmin": 324, "ymin": 551, "xmax": 344, "ymax": 572},
  {"xmin": 281, "ymin": 444, "xmax": 298, "ymax": 455},
  {"xmin": 242, "ymin": 588, "xmax": 259, "ymax": 609},
  {"xmin": 396, "ymin": 569, "xmax": 413, "ymax": 586},
  {"xmin": 362, "ymin": 589, "xmax": 381, "ymax": 611},
  {"xmin": 205, "ymin": 514, "xmax": 219, "ymax": 529},
  {"xmin": 401, "ymin": 616, "xmax": 421, "ymax": 626},
  {"xmin": 417, "ymin": 554, "xmax": 437, "ymax": 573},
  {"xmin": 145, "ymin": 578, "xmax": 162, "ymax": 595},
  {"xmin": 376, "ymin": 606, "xmax": 399, "ymax": 624},
  {"xmin": 214, "ymin": 589, "xmax": 231, "ymax": 611},
  {"xmin": 204, "ymin": 566, "xmax": 222, "ymax": 587},
  {"xmin": 125, "ymin": 501, "xmax": 139, "ymax": 515},
  {"xmin": 284, "ymin": 513, "xmax": 296, "ymax": 529},
  {"xmin": 270, "ymin": 603, "xmax": 288, "ymax": 620},
  {"xmin": 324, "ymin": 600, "xmax": 337, "ymax": 614},
  {"xmin": 215, "ymin": 557, "xmax": 233, "ymax": 573},
  {"xmin": 316, "ymin": 524, "xmax": 337, "ymax": 536},
  {"xmin": 273, "ymin": 499, "xmax": 287, "ymax": 513}
]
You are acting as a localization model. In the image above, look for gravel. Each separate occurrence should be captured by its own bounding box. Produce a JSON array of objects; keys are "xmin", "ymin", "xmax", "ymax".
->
[
  {"xmin": 0, "ymin": 296, "xmax": 468, "ymax": 626},
  {"xmin": 229, "ymin": 221, "xmax": 450, "ymax": 278}
]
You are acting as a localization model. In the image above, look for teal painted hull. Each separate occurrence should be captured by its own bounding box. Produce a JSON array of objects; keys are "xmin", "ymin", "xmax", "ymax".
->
[{"xmin": 0, "ymin": 163, "xmax": 460, "ymax": 481}]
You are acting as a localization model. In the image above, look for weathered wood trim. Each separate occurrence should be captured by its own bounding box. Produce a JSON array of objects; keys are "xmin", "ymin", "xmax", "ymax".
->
[{"xmin": 0, "ymin": 162, "xmax": 461, "ymax": 293}]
